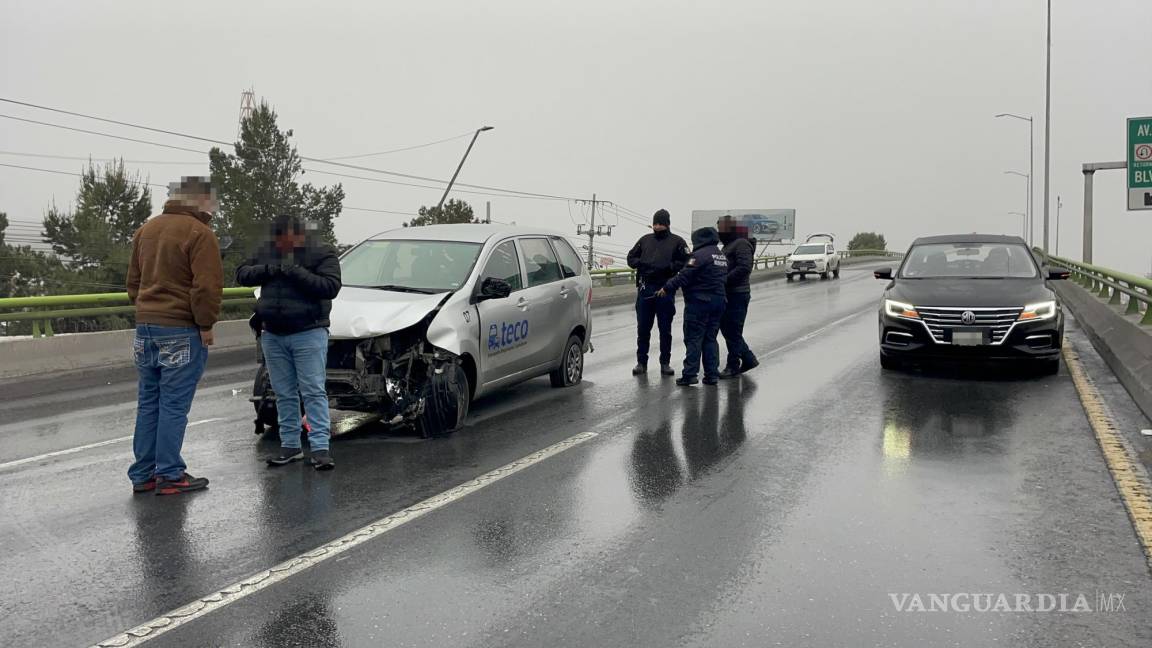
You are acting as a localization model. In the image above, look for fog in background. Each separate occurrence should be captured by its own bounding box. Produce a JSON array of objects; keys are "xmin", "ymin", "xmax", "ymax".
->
[{"xmin": 2, "ymin": 0, "xmax": 1149, "ymax": 274}]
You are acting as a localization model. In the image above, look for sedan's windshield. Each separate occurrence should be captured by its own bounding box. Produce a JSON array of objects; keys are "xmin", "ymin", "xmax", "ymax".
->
[
  {"xmin": 793, "ymin": 245, "xmax": 825, "ymax": 255},
  {"xmin": 341, "ymin": 240, "xmax": 483, "ymax": 292},
  {"xmin": 900, "ymin": 242, "xmax": 1038, "ymax": 279}
]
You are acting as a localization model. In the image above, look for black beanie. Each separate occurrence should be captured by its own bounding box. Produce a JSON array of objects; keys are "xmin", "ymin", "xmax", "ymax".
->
[{"xmin": 652, "ymin": 209, "xmax": 671, "ymax": 227}]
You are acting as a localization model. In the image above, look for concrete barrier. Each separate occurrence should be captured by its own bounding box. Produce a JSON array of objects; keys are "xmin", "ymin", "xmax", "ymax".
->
[
  {"xmin": 0, "ymin": 257, "xmax": 892, "ymax": 380},
  {"xmin": 1055, "ymin": 281, "xmax": 1152, "ymax": 420},
  {"xmin": 0, "ymin": 320, "xmax": 256, "ymax": 381}
]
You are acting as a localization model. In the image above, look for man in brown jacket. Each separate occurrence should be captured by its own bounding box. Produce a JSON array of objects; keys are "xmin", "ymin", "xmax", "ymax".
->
[{"xmin": 126, "ymin": 176, "xmax": 223, "ymax": 496}]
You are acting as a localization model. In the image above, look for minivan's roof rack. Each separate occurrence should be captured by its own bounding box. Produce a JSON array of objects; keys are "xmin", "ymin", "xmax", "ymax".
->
[{"xmin": 805, "ymin": 233, "xmax": 835, "ymax": 243}]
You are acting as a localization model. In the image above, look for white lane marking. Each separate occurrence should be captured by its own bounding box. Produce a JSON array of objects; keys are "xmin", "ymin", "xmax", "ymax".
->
[
  {"xmin": 754, "ymin": 308, "xmax": 873, "ymax": 359},
  {"xmin": 0, "ymin": 435, "xmax": 134, "ymax": 472},
  {"xmin": 91, "ymin": 430, "xmax": 600, "ymax": 648},
  {"xmin": 187, "ymin": 418, "xmax": 225, "ymax": 428},
  {"xmin": 0, "ymin": 419, "xmax": 229, "ymax": 473}
]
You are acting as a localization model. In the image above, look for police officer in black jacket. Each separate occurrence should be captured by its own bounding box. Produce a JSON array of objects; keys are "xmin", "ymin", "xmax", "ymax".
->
[
  {"xmin": 718, "ymin": 217, "xmax": 761, "ymax": 378},
  {"xmin": 237, "ymin": 216, "xmax": 342, "ymax": 470},
  {"xmin": 627, "ymin": 209, "xmax": 690, "ymax": 376},
  {"xmin": 657, "ymin": 227, "xmax": 728, "ymax": 386}
]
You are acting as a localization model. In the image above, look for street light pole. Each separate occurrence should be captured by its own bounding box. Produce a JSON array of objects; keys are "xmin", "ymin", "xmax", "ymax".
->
[
  {"xmin": 436, "ymin": 126, "xmax": 494, "ymax": 212},
  {"xmin": 1042, "ymin": 0, "xmax": 1052, "ymax": 253},
  {"xmin": 1009, "ymin": 212, "xmax": 1027, "ymax": 239},
  {"xmin": 995, "ymin": 114, "xmax": 1034, "ymax": 246},
  {"xmin": 1055, "ymin": 195, "xmax": 1062, "ymax": 256},
  {"xmin": 1004, "ymin": 171, "xmax": 1030, "ymax": 242}
]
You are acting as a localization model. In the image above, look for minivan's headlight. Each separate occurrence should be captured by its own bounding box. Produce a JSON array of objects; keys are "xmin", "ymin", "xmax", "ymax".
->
[
  {"xmin": 1019, "ymin": 301, "xmax": 1058, "ymax": 321},
  {"xmin": 884, "ymin": 299, "xmax": 919, "ymax": 319}
]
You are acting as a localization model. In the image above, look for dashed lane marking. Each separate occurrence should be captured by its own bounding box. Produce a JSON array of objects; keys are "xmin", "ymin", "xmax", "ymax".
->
[
  {"xmin": 1063, "ymin": 343, "xmax": 1152, "ymax": 572},
  {"xmin": 90, "ymin": 430, "xmax": 599, "ymax": 648},
  {"xmin": 0, "ymin": 419, "xmax": 226, "ymax": 473},
  {"xmin": 0, "ymin": 435, "xmax": 133, "ymax": 472}
]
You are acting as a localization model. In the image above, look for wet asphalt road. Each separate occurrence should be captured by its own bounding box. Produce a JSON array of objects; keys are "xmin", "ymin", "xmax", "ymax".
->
[{"xmin": 1, "ymin": 265, "xmax": 1150, "ymax": 647}]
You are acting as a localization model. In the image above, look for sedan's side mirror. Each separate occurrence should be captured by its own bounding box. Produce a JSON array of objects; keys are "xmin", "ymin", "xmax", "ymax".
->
[
  {"xmin": 1046, "ymin": 268, "xmax": 1070, "ymax": 281},
  {"xmin": 478, "ymin": 277, "xmax": 513, "ymax": 301},
  {"xmin": 874, "ymin": 267, "xmax": 893, "ymax": 280}
]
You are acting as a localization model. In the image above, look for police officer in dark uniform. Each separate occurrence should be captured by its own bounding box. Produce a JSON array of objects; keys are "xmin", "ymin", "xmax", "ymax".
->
[
  {"xmin": 627, "ymin": 209, "xmax": 690, "ymax": 376},
  {"xmin": 718, "ymin": 217, "xmax": 761, "ymax": 378},
  {"xmin": 657, "ymin": 227, "xmax": 728, "ymax": 386}
]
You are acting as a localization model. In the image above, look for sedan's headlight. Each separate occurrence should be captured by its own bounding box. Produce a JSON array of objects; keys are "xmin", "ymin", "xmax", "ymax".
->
[
  {"xmin": 1019, "ymin": 301, "xmax": 1058, "ymax": 321},
  {"xmin": 884, "ymin": 299, "xmax": 919, "ymax": 319}
]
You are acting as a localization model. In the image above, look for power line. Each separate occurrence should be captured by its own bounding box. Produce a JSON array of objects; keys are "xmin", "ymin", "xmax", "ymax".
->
[
  {"xmin": 0, "ymin": 150, "xmax": 200, "ymax": 165},
  {"xmin": 321, "ymin": 130, "xmax": 475, "ymax": 160},
  {"xmin": 1, "ymin": 114, "xmax": 575, "ymax": 204},
  {"xmin": 0, "ymin": 97, "xmax": 583, "ymax": 201},
  {"xmin": 0, "ymin": 162, "xmax": 171, "ymax": 188},
  {"xmin": 0, "ymin": 114, "xmax": 207, "ymax": 155}
]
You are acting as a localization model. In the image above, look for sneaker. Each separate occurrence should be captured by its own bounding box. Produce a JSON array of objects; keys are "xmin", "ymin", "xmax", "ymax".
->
[
  {"xmin": 703, "ymin": 377, "xmax": 719, "ymax": 386},
  {"xmin": 740, "ymin": 356, "xmax": 760, "ymax": 373},
  {"xmin": 310, "ymin": 450, "xmax": 335, "ymax": 471},
  {"xmin": 132, "ymin": 478, "xmax": 157, "ymax": 494},
  {"xmin": 676, "ymin": 376, "xmax": 699, "ymax": 386},
  {"xmin": 155, "ymin": 472, "xmax": 209, "ymax": 496},
  {"xmin": 719, "ymin": 366, "xmax": 741, "ymax": 380},
  {"xmin": 632, "ymin": 363, "xmax": 647, "ymax": 375},
  {"xmin": 266, "ymin": 447, "xmax": 305, "ymax": 467},
  {"xmin": 660, "ymin": 364, "xmax": 676, "ymax": 376}
]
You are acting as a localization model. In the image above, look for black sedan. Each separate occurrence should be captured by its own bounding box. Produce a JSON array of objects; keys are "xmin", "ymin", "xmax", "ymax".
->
[{"xmin": 875, "ymin": 234, "xmax": 1069, "ymax": 374}]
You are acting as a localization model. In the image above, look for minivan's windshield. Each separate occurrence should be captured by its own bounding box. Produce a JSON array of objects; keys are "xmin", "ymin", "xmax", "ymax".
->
[
  {"xmin": 341, "ymin": 240, "xmax": 483, "ymax": 292},
  {"xmin": 900, "ymin": 242, "xmax": 1038, "ymax": 279},
  {"xmin": 793, "ymin": 244, "xmax": 826, "ymax": 255}
]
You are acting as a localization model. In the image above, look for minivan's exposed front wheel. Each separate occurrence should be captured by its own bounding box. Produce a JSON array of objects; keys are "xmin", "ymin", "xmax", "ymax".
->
[
  {"xmin": 415, "ymin": 364, "xmax": 470, "ymax": 438},
  {"xmin": 550, "ymin": 335, "xmax": 584, "ymax": 388}
]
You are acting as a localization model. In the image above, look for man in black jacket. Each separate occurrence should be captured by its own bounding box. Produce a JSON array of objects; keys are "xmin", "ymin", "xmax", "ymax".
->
[
  {"xmin": 718, "ymin": 218, "xmax": 761, "ymax": 378},
  {"xmin": 657, "ymin": 227, "xmax": 728, "ymax": 386},
  {"xmin": 626, "ymin": 209, "xmax": 690, "ymax": 376},
  {"xmin": 237, "ymin": 216, "xmax": 342, "ymax": 470}
]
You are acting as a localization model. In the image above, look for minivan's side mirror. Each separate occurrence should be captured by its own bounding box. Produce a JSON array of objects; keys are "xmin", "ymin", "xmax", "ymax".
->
[
  {"xmin": 874, "ymin": 267, "xmax": 893, "ymax": 280},
  {"xmin": 478, "ymin": 277, "xmax": 513, "ymax": 301},
  {"xmin": 1046, "ymin": 268, "xmax": 1070, "ymax": 281}
]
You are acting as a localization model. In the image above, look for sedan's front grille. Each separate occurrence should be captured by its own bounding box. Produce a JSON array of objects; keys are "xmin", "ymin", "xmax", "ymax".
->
[{"xmin": 915, "ymin": 306, "xmax": 1023, "ymax": 345}]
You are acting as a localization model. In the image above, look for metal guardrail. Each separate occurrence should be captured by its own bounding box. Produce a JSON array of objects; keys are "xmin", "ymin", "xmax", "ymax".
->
[
  {"xmin": 587, "ymin": 249, "xmax": 898, "ymax": 287},
  {"xmin": 1046, "ymin": 254, "xmax": 1152, "ymax": 326},
  {"xmin": 0, "ymin": 288, "xmax": 255, "ymax": 337},
  {"xmin": 0, "ymin": 249, "xmax": 900, "ymax": 337}
]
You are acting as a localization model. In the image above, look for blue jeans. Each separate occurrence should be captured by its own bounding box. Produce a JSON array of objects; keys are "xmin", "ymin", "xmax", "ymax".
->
[
  {"xmin": 636, "ymin": 284, "xmax": 677, "ymax": 366},
  {"xmin": 129, "ymin": 325, "xmax": 208, "ymax": 483},
  {"xmin": 261, "ymin": 328, "xmax": 331, "ymax": 450},
  {"xmin": 681, "ymin": 294, "xmax": 726, "ymax": 381}
]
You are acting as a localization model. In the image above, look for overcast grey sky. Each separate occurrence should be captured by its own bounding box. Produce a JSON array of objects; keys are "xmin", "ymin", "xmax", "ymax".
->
[{"xmin": 1, "ymin": 0, "xmax": 1149, "ymax": 274}]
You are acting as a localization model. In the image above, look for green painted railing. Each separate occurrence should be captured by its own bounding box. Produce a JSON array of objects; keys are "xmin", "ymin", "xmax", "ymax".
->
[
  {"xmin": 1046, "ymin": 254, "xmax": 1152, "ymax": 326},
  {"xmin": 588, "ymin": 249, "xmax": 899, "ymax": 287},
  {"xmin": 0, "ymin": 288, "xmax": 255, "ymax": 337}
]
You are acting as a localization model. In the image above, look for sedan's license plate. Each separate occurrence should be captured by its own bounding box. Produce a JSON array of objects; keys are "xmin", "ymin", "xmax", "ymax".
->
[{"xmin": 952, "ymin": 330, "xmax": 985, "ymax": 346}]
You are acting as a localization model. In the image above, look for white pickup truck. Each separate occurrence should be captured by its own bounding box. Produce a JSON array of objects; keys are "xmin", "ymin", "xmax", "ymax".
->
[{"xmin": 785, "ymin": 234, "xmax": 840, "ymax": 281}]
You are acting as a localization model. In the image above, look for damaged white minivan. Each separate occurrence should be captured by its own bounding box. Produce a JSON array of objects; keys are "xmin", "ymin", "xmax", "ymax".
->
[{"xmin": 251, "ymin": 225, "xmax": 593, "ymax": 438}]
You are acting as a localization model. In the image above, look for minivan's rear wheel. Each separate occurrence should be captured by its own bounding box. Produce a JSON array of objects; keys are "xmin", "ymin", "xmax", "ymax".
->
[
  {"xmin": 550, "ymin": 335, "xmax": 584, "ymax": 388},
  {"xmin": 414, "ymin": 364, "xmax": 470, "ymax": 438}
]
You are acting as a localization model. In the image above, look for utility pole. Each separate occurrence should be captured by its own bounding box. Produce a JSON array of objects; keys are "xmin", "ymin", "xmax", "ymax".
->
[
  {"xmin": 1055, "ymin": 195, "xmax": 1062, "ymax": 256},
  {"xmin": 485, "ymin": 201, "xmax": 491, "ymax": 224},
  {"xmin": 237, "ymin": 87, "xmax": 255, "ymax": 140},
  {"xmin": 1042, "ymin": 0, "xmax": 1052, "ymax": 253},
  {"xmin": 576, "ymin": 194, "xmax": 613, "ymax": 270}
]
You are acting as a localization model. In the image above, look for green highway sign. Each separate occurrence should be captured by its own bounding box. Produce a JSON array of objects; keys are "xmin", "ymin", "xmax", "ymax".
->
[{"xmin": 1130, "ymin": 116, "xmax": 1152, "ymax": 210}]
